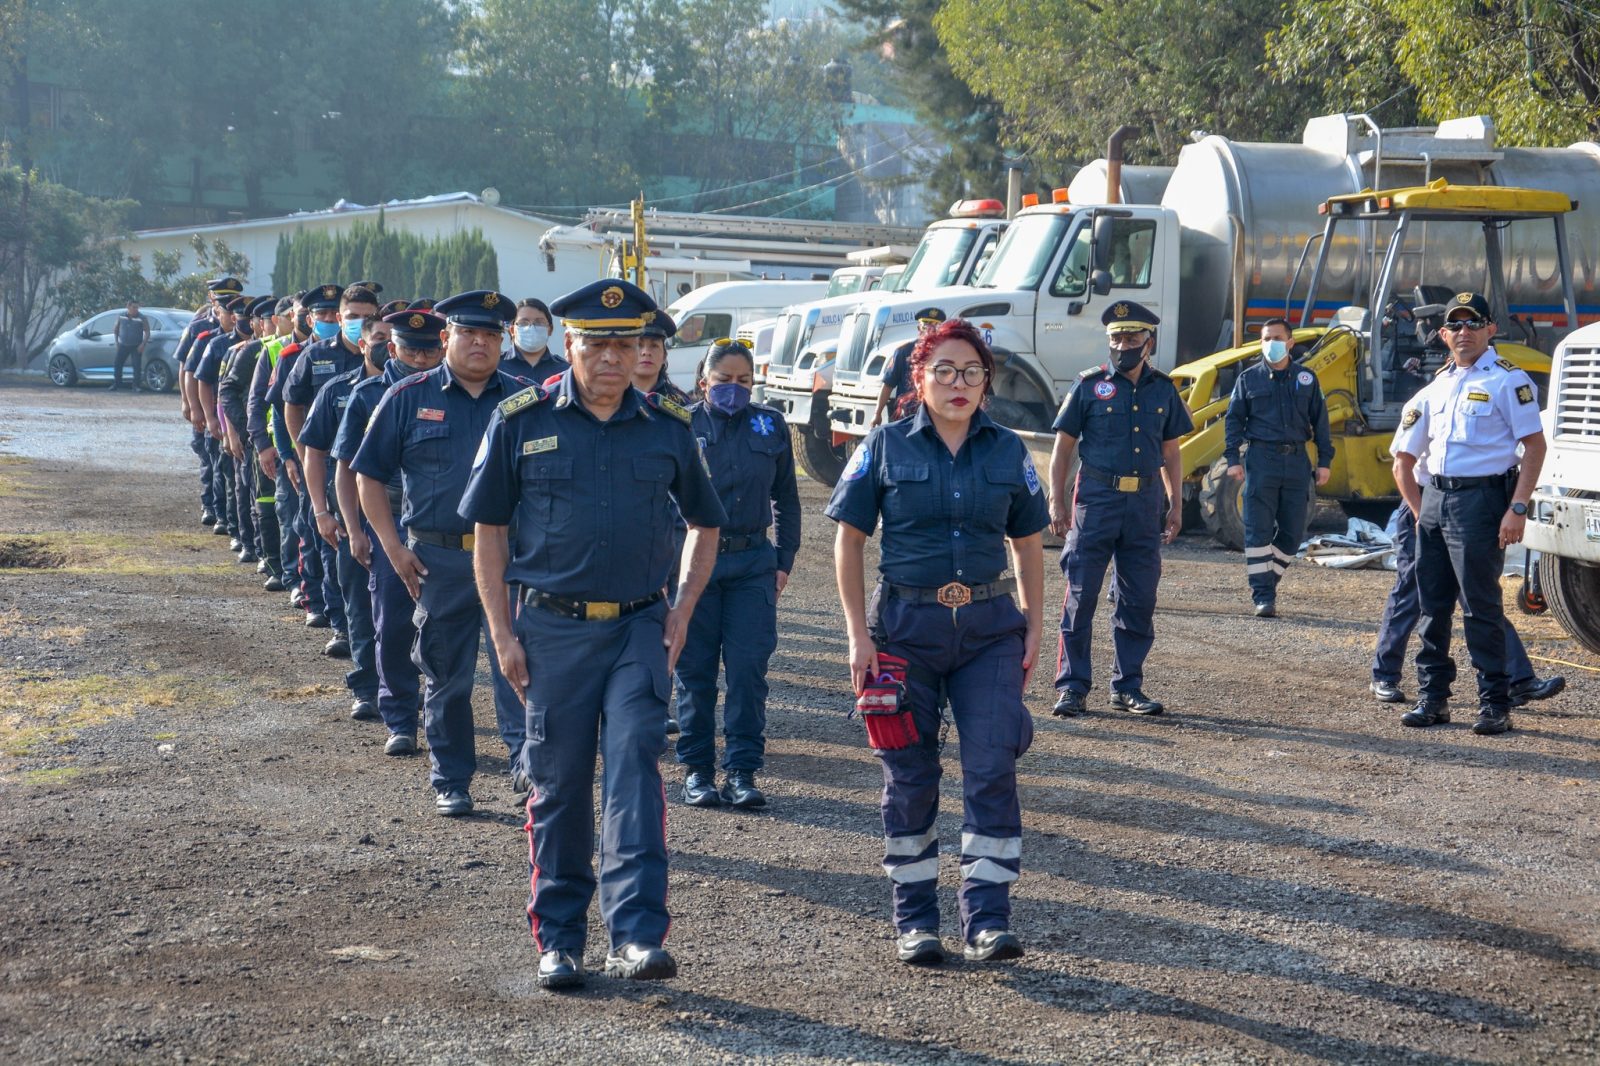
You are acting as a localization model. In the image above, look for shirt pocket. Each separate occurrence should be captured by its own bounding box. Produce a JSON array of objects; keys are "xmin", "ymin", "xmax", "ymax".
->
[
  {"xmin": 404, "ymin": 421, "xmax": 452, "ymax": 476},
  {"xmin": 980, "ymin": 463, "xmax": 1023, "ymax": 518},
  {"xmin": 884, "ymin": 461, "xmax": 934, "ymax": 515},
  {"xmin": 632, "ymin": 456, "xmax": 676, "ymax": 512},
  {"xmin": 522, "ymin": 456, "xmax": 575, "ymax": 528}
]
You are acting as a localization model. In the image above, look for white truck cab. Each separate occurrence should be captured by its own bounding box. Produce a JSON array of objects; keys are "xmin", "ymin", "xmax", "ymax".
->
[{"xmin": 662, "ymin": 279, "xmax": 828, "ymax": 390}]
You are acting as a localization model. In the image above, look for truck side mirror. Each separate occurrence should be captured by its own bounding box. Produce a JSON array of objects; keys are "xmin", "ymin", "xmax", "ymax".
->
[
  {"xmin": 1092, "ymin": 214, "xmax": 1116, "ymax": 272},
  {"xmin": 1090, "ymin": 270, "xmax": 1113, "ymax": 296}
]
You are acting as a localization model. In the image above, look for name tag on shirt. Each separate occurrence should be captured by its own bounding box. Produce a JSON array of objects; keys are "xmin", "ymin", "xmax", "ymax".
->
[
  {"xmin": 418, "ymin": 408, "xmax": 446, "ymax": 422},
  {"xmin": 1466, "ymin": 390, "xmax": 1491, "ymax": 403},
  {"xmin": 312, "ymin": 361, "xmax": 335, "ymax": 375},
  {"xmin": 523, "ymin": 436, "xmax": 558, "ymax": 455}
]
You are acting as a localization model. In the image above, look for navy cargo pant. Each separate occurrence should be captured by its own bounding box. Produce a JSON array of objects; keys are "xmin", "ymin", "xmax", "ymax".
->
[
  {"xmin": 273, "ymin": 463, "xmax": 315, "ymax": 608},
  {"xmin": 518, "ymin": 601, "xmax": 672, "ymax": 953},
  {"xmin": 1055, "ymin": 477, "xmax": 1164, "ymax": 696},
  {"xmin": 248, "ymin": 447, "xmax": 281, "ymax": 577},
  {"xmin": 1242, "ymin": 445, "xmax": 1310, "ymax": 605},
  {"xmin": 192, "ymin": 429, "xmax": 216, "ymax": 518},
  {"xmin": 231, "ymin": 451, "xmax": 257, "ymax": 556},
  {"xmin": 209, "ymin": 436, "xmax": 237, "ymax": 536},
  {"xmin": 1374, "ymin": 502, "xmax": 1533, "ymax": 688},
  {"xmin": 335, "ymin": 533, "xmax": 378, "ymax": 704},
  {"xmin": 673, "ymin": 541, "xmax": 779, "ymax": 773},
  {"xmin": 295, "ymin": 482, "xmax": 336, "ymax": 625},
  {"xmin": 873, "ymin": 591, "xmax": 1032, "ymax": 941},
  {"xmin": 1416, "ymin": 480, "xmax": 1513, "ymax": 708},
  {"xmin": 366, "ymin": 519, "xmax": 420, "ymax": 738}
]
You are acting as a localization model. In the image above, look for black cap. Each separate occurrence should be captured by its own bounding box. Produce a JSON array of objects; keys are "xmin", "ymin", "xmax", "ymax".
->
[
  {"xmin": 353, "ymin": 280, "xmax": 384, "ymax": 295},
  {"xmin": 434, "ymin": 290, "xmax": 515, "ymax": 331},
  {"xmin": 206, "ymin": 276, "xmax": 243, "ymax": 295},
  {"xmin": 384, "ymin": 309, "xmax": 446, "ymax": 350},
  {"xmin": 1102, "ymin": 300, "xmax": 1160, "ymax": 334},
  {"xmin": 549, "ymin": 278, "xmax": 659, "ymax": 337},
  {"xmin": 304, "ymin": 284, "xmax": 342, "ymax": 311},
  {"xmin": 1444, "ymin": 291, "xmax": 1491, "ymax": 319},
  {"xmin": 246, "ymin": 295, "xmax": 277, "ymax": 319},
  {"xmin": 913, "ymin": 306, "xmax": 947, "ymax": 325},
  {"xmin": 641, "ymin": 309, "xmax": 677, "ymax": 340}
]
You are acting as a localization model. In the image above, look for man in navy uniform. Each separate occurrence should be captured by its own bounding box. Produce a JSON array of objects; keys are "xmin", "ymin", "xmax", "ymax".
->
[
  {"xmin": 1223, "ymin": 317, "xmax": 1334, "ymax": 616},
  {"xmin": 1391, "ymin": 292, "xmax": 1547, "ymax": 736},
  {"xmin": 870, "ymin": 307, "xmax": 946, "ymax": 428},
  {"xmin": 177, "ymin": 276, "xmax": 241, "ymax": 527},
  {"xmin": 1047, "ymin": 301, "xmax": 1192, "ymax": 717},
  {"xmin": 461, "ymin": 278, "xmax": 727, "ymax": 991},
  {"xmin": 192, "ymin": 294, "xmax": 251, "ymax": 549},
  {"xmin": 352, "ymin": 290, "xmax": 536, "ymax": 816}
]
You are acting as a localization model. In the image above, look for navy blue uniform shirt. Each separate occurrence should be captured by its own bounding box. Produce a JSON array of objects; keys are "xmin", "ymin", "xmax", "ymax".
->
[
  {"xmin": 284, "ymin": 336, "xmax": 362, "ymax": 408},
  {"xmin": 193, "ymin": 330, "xmax": 242, "ymax": 387},
  {"xmin": 825, "ymin": 406, "xmax": 1049, "ymax": 587},
  {"xmin": 458, "ymin": 371, "xmax": 728, "ymax": 600},
  {"xmin": 691, "ymin": 400, "xmax": 802, "ymax": 574},
  {"xmin": 1223, "ymin": 359, "xmax": 1334, "ymax": 467},
  {"xmin": 351, "ymin": 362, "xmax": 535, "ymax": 536},
  {"xmin": 502, "ymin": 348, "xmax": 567, "ymax": 383},
  {"xmin": 174, "ymin": 314, "xmax": 216, "ymax": 370},
  {"xmin": 218, "ymin": 339, "xmax": 261, "ymax": 432},
  {"xmin": 333, "ymin": 360, "xmax": 415, "ymax": 517},
  {"xmin": 881, "ymin": 340, "xmax": 915, "ymax": 401},
  {"xmin": 1051, "ymin": 362, "xmax": 1193, "ymax": 479},
  {"xmin": 301, "ymin": 366, "xmax": 373, "ymax": 503}
]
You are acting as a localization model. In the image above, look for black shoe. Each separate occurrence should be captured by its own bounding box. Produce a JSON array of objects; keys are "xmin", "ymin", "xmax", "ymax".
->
[
  {"xmin": 305, "ymin": 612, "xmax": 330, "ymax": 629},
  {"xmin": 1051, "ymin": 690, "xmax": 1086, "ymax": 718},
  {"xmin": 1109, "ymin": 689, "xmax": 1164, "ymax": 715},
  {"xmin": 200, "ymin": 512, "xmax": 216, "ymax": 527},
  {"xmin": 212, "ymin": 524, "xmax": 231, "ymax": 537},
  {"xmin": 720, "ymin": 770, "xmax": 766, "ymax": 809},
  {"xmin": 1509, "ymin": 675, "xmax": 1565, "ymax": 707},
  {"xmin": 1254, "ymin": 601, "xmax": 1277, "ymax": 618},
  {"xmin": 350, "ymin": 698, "xmax": 378, "ymax": 722},
  {"xmin": 683, "ymin": 767, "xmax": 720, "ymax": 807},
  {"xmin": 1472, "ymin": 707, "xmax": 1513, "ymax": 736},
  {"xmin": 434, "ymin": 790, "xmax": 473, "ymax": 817},
  {"xmin": 384, "ymin": 733, "xmax": 416, "ymax": 757},
  {"xmin": 237, "ymin": 549, "xmax": 257, "ymax": 564},
  {"xmin": 537, "ymin": 950, "xmax": 585, "ymax": 990},
  {"xmin": 604, "ymin": 943, "xmax": 676, "ymax": 980},
  {"xmin": 511, "ymin": 770, "xmax": 533, "ymax": 805},
  {"xmin": 324, "ymin": 632, "xmax": 351, "ymax": 658},
  {"xmin": 263, "ymin": 575, "xmax": 285, "ymax": 592},
  {"xmin": 1370, "ymin": 680, "xmax": 1406, "ymax": 703},
  {"xmin": 896, "ymin": 930, "xmax": 944, "ymax": 965},
  {"xmin": 665, "ymin": 716, "xmax": 680, "ymax": 735},
  {"xmin": 964, "ymin": 929, "xmax": 1024, "ymax": 962},
  {"xmin": 1400, "ymin": 700, "xmax": 1450, "ymax": 728}
]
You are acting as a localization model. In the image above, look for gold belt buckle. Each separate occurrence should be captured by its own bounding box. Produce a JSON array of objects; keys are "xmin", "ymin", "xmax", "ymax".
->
[
  {"xmin": 935, "ymin": 581, "xmax": 972, "ymax": 608},
  {"xmin": 460, "ymin": 533, "xmax": 476, "ymax": 551},
  {"xmin": 1116, "ymin": 476, "xmax": 1141, "ymax": 493},
  {"xmin": 585, "ymin": 601, "xmax": 621, "ymax": 621}
]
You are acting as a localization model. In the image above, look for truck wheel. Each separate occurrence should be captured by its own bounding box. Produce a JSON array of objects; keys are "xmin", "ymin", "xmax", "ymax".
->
[
  {"xmin": 791, "ymin": 422, "xmax": 851, "ymax": 487},
  {"xmin": 1537, "ymin": 552, "xmax": 1600, "ymax": 655},
  {"xmin": 1198, "ymin": 457, "xmax": 1245, "ymax": 551},
  {"xmin": 986, "ymin": 396, "xmax": 1048, "ymax": 432}
]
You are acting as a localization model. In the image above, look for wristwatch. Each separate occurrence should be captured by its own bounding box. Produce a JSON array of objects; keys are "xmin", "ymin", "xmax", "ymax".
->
[{"xmin": 1510, "ymin": 501, "xmax": 1528, "ymax": 516}]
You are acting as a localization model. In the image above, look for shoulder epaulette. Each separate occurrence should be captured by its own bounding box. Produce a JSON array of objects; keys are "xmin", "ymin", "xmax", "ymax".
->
[
  {"xmin": 281, "ymin": 342, "xmax": 302, "ymax": 357},
  {"xmin": 498, "ymin": 385, "xmax": 545, "ymax": 418},
  {"xmin": 195, "ymin": 329, "xmax": 215, "ymax": 342},
  {"xmin": 392, "ymin": 370, "xmax": 431, "ymax": 393},
  {"xmin": 646, "ymin": 391, "xmax": 693, "ymax": 425},
  {"xmin": 1495, "ymin": 357, "xmax": 1517, "ymax": 372},
  {"xmin": 1077, "ymin": 365, "xmax": 1104, "ymax": 380}
]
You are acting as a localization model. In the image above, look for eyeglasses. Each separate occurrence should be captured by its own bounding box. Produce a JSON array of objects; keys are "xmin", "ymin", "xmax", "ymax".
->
[
  {"xmin": 928, "ymin": 363, "xmax": 990, "ymax": 387},
  {"xmin": 712, "ymin": 337, "xmax": 754, "ymax": 349},
  {"xmin": 1440, "ymin": 318, "xmax": 1490, "ymax": 332}
]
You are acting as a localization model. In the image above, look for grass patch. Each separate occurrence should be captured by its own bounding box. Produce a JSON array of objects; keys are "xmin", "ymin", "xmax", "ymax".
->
[
  {"xmin": 0, "ymin": 669, "xmax": 220, "ymax": 757},
  {"xmin": 0, "ymin": 454, "xmax": 32, "ymax": 498},
  {"xmin": 151, "ymin": 731, "xmax": 176, "ymax": 741},
  {"xmin": 0, "ymin": 531, "xmax": 233, "ymax": 577},
  {"xmin": 21, "ymin": 765, "xmax": 82, "ymax": 786},
  {"xmin": 268, "ymin": 683, "xmax": 343, "ymax": 702}
]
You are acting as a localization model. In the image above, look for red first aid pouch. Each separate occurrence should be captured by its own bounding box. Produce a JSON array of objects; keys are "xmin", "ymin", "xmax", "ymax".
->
[{"xmin": 856, "ymin": 653, "xmax": 919, "ymax": 751}]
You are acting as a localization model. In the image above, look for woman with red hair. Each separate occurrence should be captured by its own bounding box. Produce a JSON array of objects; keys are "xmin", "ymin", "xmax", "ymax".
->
[{"xmin": 826, "ymin": 318, "xmax": 1048, "ymax": 967}]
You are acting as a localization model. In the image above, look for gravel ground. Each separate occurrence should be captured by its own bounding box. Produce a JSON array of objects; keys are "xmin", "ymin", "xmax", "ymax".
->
[{"xmin": 1, "ymin": 375, "xmax": 1597, "ymax": 1065}]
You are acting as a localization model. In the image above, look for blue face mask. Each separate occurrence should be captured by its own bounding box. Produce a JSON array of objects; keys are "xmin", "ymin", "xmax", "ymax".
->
[
  {"xmin": 311, "ymin": 319, "xmax": 339, "ymax": 340},
  {"xmin": 707, "ymin": 382, "xmax": 751, "ymax": 416},
  {"xmin": 1261, "ymin": 339, "xmax": 1289, "ymax": 365},
  {"xmin": 341, "ymin": 319, "xmax": 363, "ymax": 343}
]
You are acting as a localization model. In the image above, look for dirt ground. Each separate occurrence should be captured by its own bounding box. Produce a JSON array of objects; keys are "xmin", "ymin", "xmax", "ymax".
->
[{"xmin": 1, "ymin": 374, "xmax": 1597, "ymax": 1065}]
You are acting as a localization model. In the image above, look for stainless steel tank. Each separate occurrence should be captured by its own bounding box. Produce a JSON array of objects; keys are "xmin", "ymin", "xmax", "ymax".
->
[
  {"xmin": 1161, "ymin": 114, "xmax": 1600, "ymax": 361},
  {"xmin": 1066, "ymin": 162, "xmax": 1175, "ymax": 206}
]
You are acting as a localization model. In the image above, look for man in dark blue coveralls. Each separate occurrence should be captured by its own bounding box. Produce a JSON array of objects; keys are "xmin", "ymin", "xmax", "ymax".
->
[
  {"xmin": 461, "ymin": 278, "xmax": 727, "ymax": 992},
  {"xmin": 176, "ymin": 276, "xmax": 240, "ymax": 527},
  {"xmin": 1222, "ymin": 317, "xmax": 1333, "ymax": 617},
  {"xmin": 352, "ymin": 290, "xmax": 537, "ymax": 817},
  {"xmin": 1047, "ymin": 301, "xmax": 1192, "ymax": 718}
]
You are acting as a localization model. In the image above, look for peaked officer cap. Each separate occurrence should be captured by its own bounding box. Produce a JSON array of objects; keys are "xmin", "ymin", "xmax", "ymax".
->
[
  {"xmin": 1445, "ymin": 292, "xmax": 1491, "ymax": 319},
  {"xmin": 384, "ymin": 308, "xmax": 447, "ymax": 350},
  {"xmin": 435, "ymin": 290, "xmax": 515, "ymax": 331},
  {"xmin": 641, "ymin": 309, "xmax": 677, "ymax": 340},
  {"xmin": 246, "ymin": 295, "xmax": 278, "ymax": 319},
  {"xmin": 913, "ymin": 306, "xmax": 947, "ymax": 325},
  {"xmin": 207, "ymin": 276, "xmax": 244, "ymax": 295},
  {"xmin": 304, "ymin": 284, "xmax": 342, "ymax": 311},
  {"xmin": 549, "ymin": 278, "xmax": 658, "ymax": 336},
  {"xmin": 1103, "ymin": 300, "xmax": 1160, "ymax": 334}
]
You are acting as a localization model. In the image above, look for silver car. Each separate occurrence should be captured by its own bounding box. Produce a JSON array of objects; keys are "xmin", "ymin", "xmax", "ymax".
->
[{"xmin": 32, "ymin": 306, "xmax": 195, "ymax": 392}]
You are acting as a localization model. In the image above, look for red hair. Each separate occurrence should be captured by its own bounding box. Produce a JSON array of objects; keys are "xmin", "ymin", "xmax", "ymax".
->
[{"xmin": 909, "ymin": 318, "xmax": 995, "ymax": 399}]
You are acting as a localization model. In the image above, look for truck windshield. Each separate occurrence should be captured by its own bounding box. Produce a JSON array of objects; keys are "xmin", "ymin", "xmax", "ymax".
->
[
  {"xmin": 827, "ymin": 273, "xmax": 866, "ymax": 299},
  {"xmin": 898, "ymin": 227, "xmax": 978, "ymax": 292},
  {"xmin": 975, "ymin": 214, "xmax": 1070, "ymax": 291}
]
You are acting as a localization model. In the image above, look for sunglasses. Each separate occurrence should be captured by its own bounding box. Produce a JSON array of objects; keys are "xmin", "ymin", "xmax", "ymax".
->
[
  {"xmin": 712, "ymin": 337, "xmax": 754, "ymax": 349},
  {"xmin": 1440, "ymin": 318, "xmax": 1490, "ymax": 332}
]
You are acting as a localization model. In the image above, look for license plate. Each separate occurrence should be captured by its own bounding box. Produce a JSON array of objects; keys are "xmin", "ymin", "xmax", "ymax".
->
[{"xmin": 1586, "ymin": 504, "xmax": 1600, "ymax": 542}]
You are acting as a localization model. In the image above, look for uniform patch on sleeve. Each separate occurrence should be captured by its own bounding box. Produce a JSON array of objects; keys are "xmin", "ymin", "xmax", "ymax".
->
[
  {"xmin": 1516, "ymin": 384, "xmax": 1535, "ymax": 404},
  {"xmin": 841, "ymin": 444, "xmax": 871, "ymax": 482},
  {"xmin": 1298, "ymin": 371, "xmax": 1313, "ymax": 386},
  {"xmin": 522, "ymin": 436, "xmax": 558, "ymax": 455},
  {"xmin": 1023, "ymin": 452, "xmax": 1041, "ymax": 495},
  {"xmin": 1401, "ymin": 406, "xmax": 1420, "ymax": 428},
  {"xmin": 1093, "ymin": 380, "xmax": 1117, "ymax": 400},
  {"xmin": 498, "ymin": 386, "xmax": 543, "ymax": 419},
  {"xmin": 471, "ymin": 434, "xmax": 489, "ymax": 470}
]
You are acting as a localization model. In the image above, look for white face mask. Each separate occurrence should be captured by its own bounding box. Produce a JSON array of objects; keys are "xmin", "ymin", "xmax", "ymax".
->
[
  {"xmin": 516, "ymin": 325, "xmax": 549, "ymax": 352},
  {"xmin": 1261, "ymin": 338, "xmax": 1289, "ymax": 365}
]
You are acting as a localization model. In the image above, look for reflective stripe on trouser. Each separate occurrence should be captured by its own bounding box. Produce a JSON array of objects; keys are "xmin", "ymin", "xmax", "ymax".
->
[
  {"xmin": 877, "ymin": 594, "xmax": 1031, "ymax": 940},
  {"xmin": 1055, "ymin": 477, "xmax": 1164, "ymax": 696},
  {"xmin": 336, "ymin": 536, "xmax": 377, "ymax": 701},
  {"xmin": 1371, "ymin": 512, "xmax": 1536, "ymax": 686},
  {"xmin": 673, "ymin": 541, "xmax": 779, "ymax": 772},
  {"xmin": 192, "ymin": 429, "xmax": 215, "ymax": 514},
  {"xmin": 366, "ymin": 519, "xmax": 421, "ymax": 736},
  {"xmin": 1416, "ymin": 482, "xmax": 1512, "ymax": 707},
  {"xmin": 518, "ymin": 601, "xmax": 671, "ymax": 954},
  {"xmin": 410, "ymin": 542, "xmax": 484, "ymax": 792},
  {"xmin": 1242, "ymin": 448, "xmax": 1310, "ymax": 604}
]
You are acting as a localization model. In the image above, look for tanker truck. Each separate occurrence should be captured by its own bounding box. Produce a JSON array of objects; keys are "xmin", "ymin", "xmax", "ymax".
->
[{"xmin": 819, "ymin": 114, "xmax": 1600, "ymax": 519}]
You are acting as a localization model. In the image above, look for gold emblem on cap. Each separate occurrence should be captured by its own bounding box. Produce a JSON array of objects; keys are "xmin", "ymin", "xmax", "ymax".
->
[
  {"xmin": 601, "ymin": 286, "xmax": 624, "ymax": 309},
  {"xmin": 1113, "ymin": 303, "xmax": 1130, "ymax": 318},
  {"xmin": 323, "ymin": 285, "xmax": 337, "ymax": 299},
  {"xmin": 409, "ymin": 313, "xmax": 425, "ymax": 328},
  {"xmin": 1455, "ymin": 292, "xmax": 1474, "ymax": 304},
  {"xmin": 483, "ymin": 293, "xmax": 499, "ymax": 308}
]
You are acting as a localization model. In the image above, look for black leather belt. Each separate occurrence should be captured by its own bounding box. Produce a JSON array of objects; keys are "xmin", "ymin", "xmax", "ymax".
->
[
  {"xmin": 887, "ymin": 578, "xmax": 1014, "ymax": 609},
  {"xmin": 1432, "ymin": 469, "xmax": 1516, "ymax": 491},
  {"xmin": 719, "ymin": 533, "xmax": 769, "ymax": 553},
  {"xmin": 1248, "ymin": 441, "xmax": 1300, "ymax": 454},
  {"xmin": 1079, "ymin": 465, "xmax": 1151, "ymax": 493},
  {"xmin": 409, "ymin": 529, "xmax": 474, "ymax": 551},
  {"xmin": 522, "ymin": 587, "xmax": 665, "ymax": 621}
]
